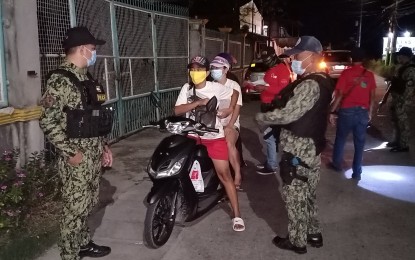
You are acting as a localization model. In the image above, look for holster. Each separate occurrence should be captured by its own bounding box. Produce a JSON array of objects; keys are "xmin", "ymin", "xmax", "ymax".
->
[{"xmin": 279, "ymin": 151, "xmax": 309, "ymax": 185}]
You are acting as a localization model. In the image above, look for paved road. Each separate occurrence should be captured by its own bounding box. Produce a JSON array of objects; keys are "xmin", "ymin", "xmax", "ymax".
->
[{"xmin": 38, "ymin": 81, "xmax": 415, "ymax": 260}]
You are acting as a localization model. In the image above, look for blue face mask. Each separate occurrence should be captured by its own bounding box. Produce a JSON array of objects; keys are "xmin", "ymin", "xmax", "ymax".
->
[
  {"xmin": 291, "ymin": 54, "xmax": 312, "ymax": 75},
  {"xmin": 210, "ymin": 69, "xmax": 223, "ymax": 81},
  {"xmin": 291, "ymin": 60, "xmax": 305, "ymax": 75},
  {"xmin": 83, "ymin": 48, "xmax": 97, "ymax": 67}
]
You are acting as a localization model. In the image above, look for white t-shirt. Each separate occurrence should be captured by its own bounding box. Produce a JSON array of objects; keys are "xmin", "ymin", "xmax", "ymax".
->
[
  {"xmin": 175, "ymin": 81, "xmax": 234, "ymax": 139},
  {"xmin": 219, "ymin": 78, "xmax": 243, "ymax": 129}
]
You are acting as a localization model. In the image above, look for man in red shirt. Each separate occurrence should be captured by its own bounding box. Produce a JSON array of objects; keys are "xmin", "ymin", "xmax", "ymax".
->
[
  {"xmin": 328, "ymin": 47, "xmax": 376, "ymax": 181},
  {"xmin": 253, "ymin": 47, "xmax": 291, "ymax": 175}
]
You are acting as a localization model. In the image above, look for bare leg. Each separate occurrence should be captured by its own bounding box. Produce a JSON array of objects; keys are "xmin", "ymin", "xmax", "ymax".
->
[
  {"xmin": 225, "ymin": 128, "xmax": 241, "ymax": 188},
  {"xmin": 212, "ymin": 159, "xmax": 242, "ymax": 222}
]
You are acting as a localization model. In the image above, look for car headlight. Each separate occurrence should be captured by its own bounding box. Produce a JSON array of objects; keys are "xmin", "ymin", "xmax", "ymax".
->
[
  {"xmin": 319, "ymin": 61, "xmax": 327, "ymax": 69},
  {"xmin": 152, "ymin": 157, "xmax": 186, "ymax": 179}
]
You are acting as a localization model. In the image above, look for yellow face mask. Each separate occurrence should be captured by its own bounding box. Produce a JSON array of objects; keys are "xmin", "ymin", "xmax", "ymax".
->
[{"xmin": 189, "ymin": 71, "xmax": 207, "ymax": 85}]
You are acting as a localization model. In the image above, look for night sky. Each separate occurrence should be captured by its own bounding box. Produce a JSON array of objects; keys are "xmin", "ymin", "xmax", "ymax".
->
[
  {"xmin": 183, "ymin": 0, "xmax": 415, "ymax": 58},
  {"xmin": 263, "ymin": 0, "xmax": 415, "ymax": 58}
]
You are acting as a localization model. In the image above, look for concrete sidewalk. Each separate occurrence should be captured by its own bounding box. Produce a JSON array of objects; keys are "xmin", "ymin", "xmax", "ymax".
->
[{"xmin": 38, "ymin": 82, "xmax": 415, "ymax": 260}]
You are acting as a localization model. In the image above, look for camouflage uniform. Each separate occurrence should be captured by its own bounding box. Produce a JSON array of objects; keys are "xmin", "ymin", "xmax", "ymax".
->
[
  {"xmin": 256, "ymin": 79, "xmax": 322, "ymax": 247},
  {"xmin": 391, "ymin": 64, "xmax": 415, "ymax": 148},
  {"xmin": 39, "ymin": 61, "xmax": 104, "ymax": 260}
]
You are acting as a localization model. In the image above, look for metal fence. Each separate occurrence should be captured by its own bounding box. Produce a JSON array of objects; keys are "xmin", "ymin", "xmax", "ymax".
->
[
  {"xmin": 36, "ymin": 0, "xmax": 260, "ymax": 146},
  {"xmin": 37, "ymin": 0, "xmax": 189, "ymax": 142}
]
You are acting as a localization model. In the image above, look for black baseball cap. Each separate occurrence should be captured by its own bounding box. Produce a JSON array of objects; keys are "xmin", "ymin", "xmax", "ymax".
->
[
  {"xmin": 396, "ymin": 46, "xmax": 413, "ymax": 57},
  {"xmin": 62, "ymin": 26, "xmax": 106, "ymax": 49},
  {"xmin": 280, "ymin": 36, "xmax": 323, "ymax": 57}
]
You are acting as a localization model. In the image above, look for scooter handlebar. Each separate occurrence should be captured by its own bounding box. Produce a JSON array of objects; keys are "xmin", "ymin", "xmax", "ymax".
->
[{"xmin": 143, "ymin": 117, "xmax": 219, "ymax": 134}]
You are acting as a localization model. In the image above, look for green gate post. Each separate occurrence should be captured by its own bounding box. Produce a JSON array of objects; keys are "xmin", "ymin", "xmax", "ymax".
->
[
  {"xmin": 110, "ymin": 1, "xmax": 124, "ymax": 136},
  {"xmin": 68, "ymin": 0, "xmax": 77, "ymax": 27},
  {"xmin": 150, "ymin": 12, "xmax": 160, "ymax": 121}
]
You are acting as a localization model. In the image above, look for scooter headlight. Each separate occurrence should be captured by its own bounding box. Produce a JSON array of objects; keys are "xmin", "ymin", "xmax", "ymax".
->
[{"xmin": 154, "ymin": 157, "xmax": 185, "ymax": 179}]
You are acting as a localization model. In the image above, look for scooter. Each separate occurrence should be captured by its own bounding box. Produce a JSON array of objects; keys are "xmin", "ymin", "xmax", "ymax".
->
[{"xmin": 143, "ymin": 116, "xmax": 225, "ymax": 248}]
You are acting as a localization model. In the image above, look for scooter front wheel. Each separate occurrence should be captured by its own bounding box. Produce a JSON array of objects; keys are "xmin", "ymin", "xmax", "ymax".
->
[{"xmin": 144, "ymin": 191, "xmax": 176, "ymax": 248}]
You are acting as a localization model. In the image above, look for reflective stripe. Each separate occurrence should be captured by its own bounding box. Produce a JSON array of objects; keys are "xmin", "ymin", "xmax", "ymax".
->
[{"xmin": 0, "ymin": 106, "xmax": 42, "ymax": 125}]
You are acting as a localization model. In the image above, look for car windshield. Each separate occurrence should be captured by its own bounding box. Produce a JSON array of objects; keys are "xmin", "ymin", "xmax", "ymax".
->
[{"xmin": 323, "ymin": 52, "xmax": 351, "ymax": 62}]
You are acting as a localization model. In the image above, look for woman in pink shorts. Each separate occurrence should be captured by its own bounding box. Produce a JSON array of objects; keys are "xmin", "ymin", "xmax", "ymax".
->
[{"xmin": 174, "ymin": 56, "xmax": 245, "ymax": 232}]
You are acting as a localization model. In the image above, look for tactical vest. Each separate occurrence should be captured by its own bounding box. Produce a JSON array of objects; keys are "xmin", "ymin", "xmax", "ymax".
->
[
  {"xmin": 271, "ymin": 73, "xmax": 334, "ymax": 155},
  {"xmin": 48, "ymin": 69, "xmax": 114, "ymax": 138},
  {"xmin": 390, "ymin": 63, "xmax": 415, "ymax": 94}
]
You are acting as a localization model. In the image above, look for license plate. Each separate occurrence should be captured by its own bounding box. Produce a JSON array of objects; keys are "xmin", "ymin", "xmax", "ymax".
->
[{"xmin": 334, "ymin": 65, "xmax": 345, "ymax": 70}]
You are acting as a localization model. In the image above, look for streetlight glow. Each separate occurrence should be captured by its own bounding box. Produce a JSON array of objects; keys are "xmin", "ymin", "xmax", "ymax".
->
[
  {"xmin": 388, "ymin": 32, "xmax": 393, "ymax": 38},
  {"xmin": 404, "ymin": 31, "xmax": 411, "ymax": 37}
]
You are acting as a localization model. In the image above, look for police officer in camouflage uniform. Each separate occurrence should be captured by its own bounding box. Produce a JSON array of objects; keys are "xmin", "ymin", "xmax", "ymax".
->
[
  {"xmin": 387, "ymin": 47, "xmax": 415, "ymax": 152},
  {"xmin": 39, "ymin": 27, "xmax": 113, "ymax": 260},
  {"xmin": 256, "ymin": 36, "xmax": 334, "ymax": 254}
]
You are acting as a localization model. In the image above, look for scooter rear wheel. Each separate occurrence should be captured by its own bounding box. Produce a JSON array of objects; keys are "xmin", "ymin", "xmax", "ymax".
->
[{"xmin": 144, "ymin": 192, "xmax": 176, "ymax": 248}]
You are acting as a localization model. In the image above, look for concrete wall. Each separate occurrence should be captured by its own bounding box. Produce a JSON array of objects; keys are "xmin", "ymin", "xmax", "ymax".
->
[
  {"xmin": 3, "ymin": 0, "xmax": 42, "ymax": 107},
  {"xmin": 0, "ymin": 0, "xmax": 44, "ymax": 164},
  {"xmin": 189, "ymin": 20, "xmax": 205, "ymax": 58}
]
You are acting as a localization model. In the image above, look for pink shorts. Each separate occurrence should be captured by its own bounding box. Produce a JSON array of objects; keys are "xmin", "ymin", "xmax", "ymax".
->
[{"xmin": 191, "ymin": 137, "xmax": 229, "ymax": 161}]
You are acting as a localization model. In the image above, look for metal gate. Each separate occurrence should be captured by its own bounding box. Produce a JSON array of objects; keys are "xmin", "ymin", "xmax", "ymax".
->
[
  {"xmin": 37, "ymin": 0, "xmax": 189, "ymax": 142},
  {"xmin": 205, "ymin": 29, "xmax": 254, "ymax": 84}
]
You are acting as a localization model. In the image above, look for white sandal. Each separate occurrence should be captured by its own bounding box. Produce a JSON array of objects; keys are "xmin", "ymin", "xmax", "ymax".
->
[{"xmin": 232, "ymin": 217, "xmax": 245, "ymax": 232}]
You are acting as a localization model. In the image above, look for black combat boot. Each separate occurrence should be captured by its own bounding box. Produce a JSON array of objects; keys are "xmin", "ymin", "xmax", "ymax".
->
[
  {"xmin": 307, "ymin": 233, "xmax": 323, "ymax": 248},
  {"xmin": 272, "ymin": 236, "xmax": 307, "ymax": 254},
  {"xmin": 79, "ymin": 241, "xmax": 111, "ymax": 258}
]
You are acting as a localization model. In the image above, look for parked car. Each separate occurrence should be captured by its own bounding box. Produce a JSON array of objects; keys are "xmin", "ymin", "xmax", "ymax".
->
[
  {"xmin": 320, "ymin": 50, "xmax": 352, "ymax": 79},
  {"xmin": 241, "ymin": 59, "xmax": 269, "ymax": 100}
]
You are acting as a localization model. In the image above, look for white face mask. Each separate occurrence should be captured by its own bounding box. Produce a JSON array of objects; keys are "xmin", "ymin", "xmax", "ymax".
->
[{"xmin": 291, "ymin": 54, "xmax": 312, "ymax": 75}]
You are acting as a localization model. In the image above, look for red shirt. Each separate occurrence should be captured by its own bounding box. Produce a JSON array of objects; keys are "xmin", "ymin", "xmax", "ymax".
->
[
  {"xmin": 260, "ymin": 63, "xmax": 291, "ymax": 103},
  {"xmin": 336, "ymin": 64, "xmax": 376, "ymax": 109}
]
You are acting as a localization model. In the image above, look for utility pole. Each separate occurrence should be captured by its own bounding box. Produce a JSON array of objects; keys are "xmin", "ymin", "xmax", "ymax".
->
[
  {"xmin": 251, "ymin": 0, "xmax": 254, "ymax": 34},
  {"xmin": 357, "ymin": 0, "xmax": 363, "ymax": 47},
  {"xmin": 389, "ymin": 0, "xmax": 398, "ymax": 65}
]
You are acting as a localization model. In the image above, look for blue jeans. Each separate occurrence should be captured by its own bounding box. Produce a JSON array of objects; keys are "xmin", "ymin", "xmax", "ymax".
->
[
  {"xmin": 332, "ymin": 107, "xmax": 369, "ymax": 175},
  {"xmin": 263, "ymin": 127, "xmax": 278, "ymax": 169}
]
